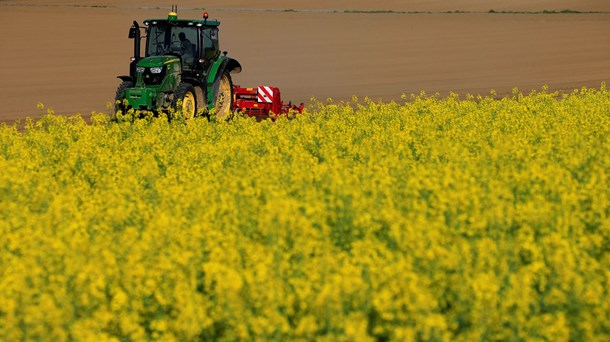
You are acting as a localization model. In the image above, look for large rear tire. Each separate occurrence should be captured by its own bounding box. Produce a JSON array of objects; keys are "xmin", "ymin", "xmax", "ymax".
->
[
  {"xmin": 114, "ymin": 81, "xmax": 134, "ymax": 114},
  {"xmin": 214, "ymin": 71, "xmax": 233, "ymax": 120},
  {"xmin": 174, "ymin": 83, "xmax": 197, "ymax": 120}
]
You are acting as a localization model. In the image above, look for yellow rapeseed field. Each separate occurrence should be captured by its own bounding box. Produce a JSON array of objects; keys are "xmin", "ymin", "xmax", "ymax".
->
[{"xmin": 0, "ymin": 86, "xmax": 609, "ymax": 341}]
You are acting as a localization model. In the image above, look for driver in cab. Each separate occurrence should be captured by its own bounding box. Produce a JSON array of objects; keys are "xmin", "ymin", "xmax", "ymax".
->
[{"xmin": 179, "ymin": 32, "xmax": 195, "ymax": 56}]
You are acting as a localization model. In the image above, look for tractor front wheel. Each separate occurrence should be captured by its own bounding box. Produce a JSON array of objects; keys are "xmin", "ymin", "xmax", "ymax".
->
[
  {"xmin": 214, "ymin": 71, "xmax": 234, "ymax": 120},
  {"xmin": 114, "ymin": 80, "xmax": 134, "ymax": 114},
  {"xmin": 174, "ymin": 83, "xmax": 197, "ymax": 120}
]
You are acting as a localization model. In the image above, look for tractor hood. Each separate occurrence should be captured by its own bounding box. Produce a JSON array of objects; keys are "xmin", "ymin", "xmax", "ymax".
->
[
  {"xmin": 137, "ymin": 56, "xmax": 181, "ymax": 68},
  {"xmin": 134, "ymin": 56, "xmax": 181, "ymax": 88}
]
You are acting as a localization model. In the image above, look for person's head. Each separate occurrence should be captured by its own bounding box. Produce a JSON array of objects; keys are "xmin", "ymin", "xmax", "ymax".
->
[{"xmin": 179, "ymin": 32, "xmax": 186, "ymax": 42}]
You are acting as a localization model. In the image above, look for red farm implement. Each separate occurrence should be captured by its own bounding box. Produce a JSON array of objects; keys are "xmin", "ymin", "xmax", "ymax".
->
[{"xmin": 233, "ymin": 86, "xmax": 304, "ymax": 120}]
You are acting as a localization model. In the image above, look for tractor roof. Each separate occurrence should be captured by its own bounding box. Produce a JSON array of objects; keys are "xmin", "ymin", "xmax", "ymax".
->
[{"xmin": 144, "ymin": 11, "xmax": 220, "ymax": 27}]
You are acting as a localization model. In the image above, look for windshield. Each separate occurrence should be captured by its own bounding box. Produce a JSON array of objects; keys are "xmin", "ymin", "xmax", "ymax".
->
[{"xmin": 147, "ymin": 25, "xmax": 198, "ymax": 58}]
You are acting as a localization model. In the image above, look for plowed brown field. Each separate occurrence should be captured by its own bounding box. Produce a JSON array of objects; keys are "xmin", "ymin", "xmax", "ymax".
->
[{"xmin": 0, "ymin": 0, "xmax": 608, "ymax": 122}]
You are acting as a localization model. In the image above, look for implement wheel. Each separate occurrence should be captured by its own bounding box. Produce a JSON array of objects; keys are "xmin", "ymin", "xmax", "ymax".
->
[
  {"xmin": 214, "ymin": 71, "xmax": 234, "ymax": 120},
  {"xmin": 174, "ymin": 83, "xmax": 197, "ymax": 119}
]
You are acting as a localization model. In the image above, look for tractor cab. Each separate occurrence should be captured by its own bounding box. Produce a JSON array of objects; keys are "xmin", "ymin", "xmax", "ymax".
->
[{"xmin": 143, "ymin": 12, "xmax": 220, "ymax": 75}]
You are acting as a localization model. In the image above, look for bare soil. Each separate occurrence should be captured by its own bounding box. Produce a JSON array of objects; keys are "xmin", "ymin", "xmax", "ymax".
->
[{"xmin": 0, "ymin": 0, "xmax": 608, "ymax": 122}]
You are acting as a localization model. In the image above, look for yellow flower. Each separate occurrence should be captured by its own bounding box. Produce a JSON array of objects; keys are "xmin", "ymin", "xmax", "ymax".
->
[{"xmin": 0, "ymin": 85, "xmax": 608, "ymax": 340}]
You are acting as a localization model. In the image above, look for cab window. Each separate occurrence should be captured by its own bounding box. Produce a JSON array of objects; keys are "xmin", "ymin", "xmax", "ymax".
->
[
  {"xmin": 202, "ymin": 28, "xmax": 219, "ymax": 59},
  {"xmin": 147, "ymin": 25, "xmax": 199, "ymax": 59}
]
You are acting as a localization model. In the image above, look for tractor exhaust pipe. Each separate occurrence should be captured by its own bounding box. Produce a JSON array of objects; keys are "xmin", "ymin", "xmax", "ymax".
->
[
  {"xmin": 132, "ymin": 20, "xmax": 141, "ymax": 60},
  {"xmin": 128, "ymin": 21, "xmax": 141, "ymax": 80}
]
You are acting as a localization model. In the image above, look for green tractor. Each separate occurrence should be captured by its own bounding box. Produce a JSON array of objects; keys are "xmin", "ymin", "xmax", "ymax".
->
[{"xmin": 115, "ymin": 6, "xmax": 241, "ymax": 119}]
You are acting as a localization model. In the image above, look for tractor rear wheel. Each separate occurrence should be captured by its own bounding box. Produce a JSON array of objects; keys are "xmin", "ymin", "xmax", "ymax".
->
[
  {"xmin": 214, "ymin": 71, "xmax": 233, "ymax": 120},
  {"xmin": 174, "ymin": 83, "xmax": 197, "ymax": 120},
  {"xmin": 114, "ymin": 80, "xmax": 134, "ymax": 114}
]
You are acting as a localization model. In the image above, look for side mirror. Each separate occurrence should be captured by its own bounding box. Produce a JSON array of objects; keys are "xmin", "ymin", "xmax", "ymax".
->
[{"xmin": 128, "ymin": 27, "xmax": 137, "ymax": 39}]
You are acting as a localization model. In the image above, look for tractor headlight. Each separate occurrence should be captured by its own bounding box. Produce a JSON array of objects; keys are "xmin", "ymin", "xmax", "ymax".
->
[
  {"xmin": 136, "ymin": 67, "xmax": 145, "ymax": 73},
  {"xmin": 150, "ymin": 67, "xmax": 163, "ymax": 74}
]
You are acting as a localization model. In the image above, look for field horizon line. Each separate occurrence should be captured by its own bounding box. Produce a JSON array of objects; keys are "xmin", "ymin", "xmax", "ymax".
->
[{"xmin": 0, "ymin": 3, "xmax": 608, "ymax": 15}]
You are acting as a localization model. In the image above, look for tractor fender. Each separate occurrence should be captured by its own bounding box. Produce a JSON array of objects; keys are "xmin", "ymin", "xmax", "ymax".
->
[
  {"xmin": 224, "ymin": 57, "xmax": 242, "ymax": 75},
  {"xmin": 206, "ymin": 57, "xmax": 241, "ymax": 108},
  {"xmin": 207, "ymin": 57, "xmax": 241, "ymax": 85},
  {"xmin": 117, "ymin": 75, "xmax": 134, "ymax": 83}
]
